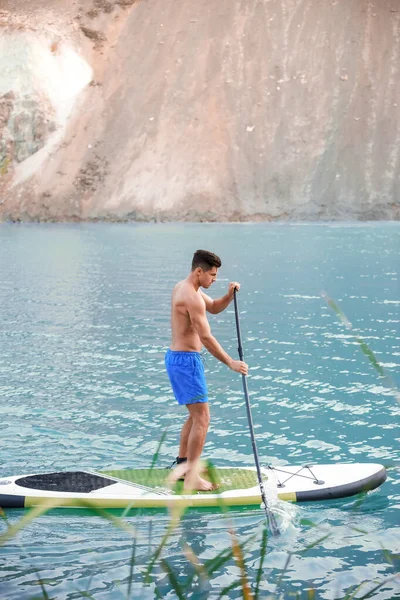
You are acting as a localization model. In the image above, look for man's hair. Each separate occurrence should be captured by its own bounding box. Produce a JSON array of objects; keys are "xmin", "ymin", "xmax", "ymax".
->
[{"xmin": 191, "ymin": 249, "xmax": 222, "ymax": 272}]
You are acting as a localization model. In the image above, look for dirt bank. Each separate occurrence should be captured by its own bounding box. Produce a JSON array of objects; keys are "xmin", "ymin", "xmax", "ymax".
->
[{"xmin": 1, "ymin": 0, "xmax": 399, "ymax": 221}]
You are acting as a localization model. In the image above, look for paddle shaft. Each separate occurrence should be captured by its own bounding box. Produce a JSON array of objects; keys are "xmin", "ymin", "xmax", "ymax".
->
[{"xmin": 233, "ymin": 289, "xmax": 279, "ymax": 535}]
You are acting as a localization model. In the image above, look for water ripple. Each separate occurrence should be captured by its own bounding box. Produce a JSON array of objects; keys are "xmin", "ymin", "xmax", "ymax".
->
[{"xmin": 0, "ymin": 223, "xmax": 399, "ymax": 599}]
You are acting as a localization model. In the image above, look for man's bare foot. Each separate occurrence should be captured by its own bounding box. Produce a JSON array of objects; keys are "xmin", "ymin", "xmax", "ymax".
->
[
  {"xmin": 167, "ymin": 462, "xmax": 189, "ymax": 486},
  {"xmin": 184, "ymin": 475, "xmax": 219, "ymax": 492},
  {"xmin": 178, "ymin": 463, "xmax": 208, "ymax": 481},
  {"xmin": 167, "ymin": 461, "xmax": 219, "ymax": 492}
]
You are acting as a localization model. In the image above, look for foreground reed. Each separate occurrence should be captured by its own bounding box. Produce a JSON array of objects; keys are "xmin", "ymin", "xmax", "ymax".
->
[{"xmin": 1, "ymin": 490, "xmax": 398, "ymax": 599}]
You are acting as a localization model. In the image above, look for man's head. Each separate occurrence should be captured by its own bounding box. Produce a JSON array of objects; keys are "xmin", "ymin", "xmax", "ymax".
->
[{"xmin": 191, "ymin": 249, "xmax": 222, "ymax": 289}]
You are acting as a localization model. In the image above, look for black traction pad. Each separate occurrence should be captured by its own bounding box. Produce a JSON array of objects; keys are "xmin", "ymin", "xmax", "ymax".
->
[{"xmin": 15, "ymin": 471, "xmax": 115, "ymax": 493}]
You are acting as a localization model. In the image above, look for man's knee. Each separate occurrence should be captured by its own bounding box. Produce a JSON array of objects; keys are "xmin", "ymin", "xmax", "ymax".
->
[
  {"xmin": 183, "ymin": 415, "xmax": 193, "ymax": 427},
  {"xmin": 198, "ymin": 410, "xmax": 210, "ymax": 430},
  {"xmin": 189, "ymin": 404, "xmax": 210, "ymax": 428}
]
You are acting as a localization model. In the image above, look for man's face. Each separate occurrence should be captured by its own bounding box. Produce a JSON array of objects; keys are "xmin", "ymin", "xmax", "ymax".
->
[{"xmin": 199, "ymin": 266, "xmax": 218, "ymax": 288}]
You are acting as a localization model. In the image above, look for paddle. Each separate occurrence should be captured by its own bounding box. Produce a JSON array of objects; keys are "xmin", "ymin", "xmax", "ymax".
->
[{"xmin": 233, "ymin": 288, "xmax": 280, "ymax": 536}]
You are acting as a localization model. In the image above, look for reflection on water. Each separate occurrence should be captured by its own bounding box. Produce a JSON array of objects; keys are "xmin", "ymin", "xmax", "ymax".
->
[{"xmin": 0, "ymin": 223, "xmax": 399, "ymax": 599}]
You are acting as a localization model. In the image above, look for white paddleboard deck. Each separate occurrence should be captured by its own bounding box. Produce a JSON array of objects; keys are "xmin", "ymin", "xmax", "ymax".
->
[{"xmin": 0, "ymin": 463, "xmax": 386, "ymax": 509}]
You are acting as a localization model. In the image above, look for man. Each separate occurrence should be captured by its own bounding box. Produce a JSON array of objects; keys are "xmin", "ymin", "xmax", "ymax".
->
[{"xmin": 165, "ymin": 249, "xmax": 248, "ymax": 492}]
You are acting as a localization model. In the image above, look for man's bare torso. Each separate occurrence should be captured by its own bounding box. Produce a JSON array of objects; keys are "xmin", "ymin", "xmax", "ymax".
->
[{"xmin": 170, "ymin": 280, "xmax": 205, "ymax": 352}]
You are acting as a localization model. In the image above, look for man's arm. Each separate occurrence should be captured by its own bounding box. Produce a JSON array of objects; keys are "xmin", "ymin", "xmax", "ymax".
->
[
  {"xmin": 201, "ymin": 282, "xmax": 240, "ymax": 315},
  {"xmin": 188, "ymin": 294, "xmax": 248, "ymax": 374}
]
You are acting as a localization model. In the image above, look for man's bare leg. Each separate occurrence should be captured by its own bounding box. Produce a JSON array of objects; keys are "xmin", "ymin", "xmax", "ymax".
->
[
  {"xmin": 178, "ymin": 415, "xmax": 193, "ymax": 460},
  {"xmin": 168, "ymin": 403, "xmax": 217, "ymax": 491},
  {"xmin": 177, "ymin": 415, "xmax": 207, "ymax": 475}
]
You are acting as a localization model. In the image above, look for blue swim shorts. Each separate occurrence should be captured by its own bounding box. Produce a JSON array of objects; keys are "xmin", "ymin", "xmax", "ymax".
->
[{"xmin": 165, "ymin": 349, "xmax": 208, "ymax": 405}]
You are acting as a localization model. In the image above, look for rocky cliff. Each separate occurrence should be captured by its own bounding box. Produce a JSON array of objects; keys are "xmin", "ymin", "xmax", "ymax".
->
[{"xmin": 1, "ymin": 0, "xmax": 399, "ymax": 221}]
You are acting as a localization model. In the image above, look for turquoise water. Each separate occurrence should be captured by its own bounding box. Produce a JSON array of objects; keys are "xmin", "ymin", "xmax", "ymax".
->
[{"xmin": 0, "ymin": 223, "xmax": 399, "ymax": 599}]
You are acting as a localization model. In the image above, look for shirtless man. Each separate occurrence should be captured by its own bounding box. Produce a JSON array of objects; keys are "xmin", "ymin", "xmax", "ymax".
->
[{"xmin": 165, "ymin": 249, "xmax": 248, "ymax": 491}]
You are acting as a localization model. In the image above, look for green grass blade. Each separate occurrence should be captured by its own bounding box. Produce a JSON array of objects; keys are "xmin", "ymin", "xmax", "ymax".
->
[
  {"xmin": 322, "ymin": 294, "xmax": 352, "ymax": 328},
  {"xmin": 35, "ymin": 576, "xmax": 51, "ymax": 600},
  {"xmin": 149, "ymin": 428, "xmax": 168, "ymax": 471},
  {"xmin": 275, "ymin": 533, "xmax": 330, "ymax": 594},
  {"xmin": 203, "ymin": 534, "xmax": 255, "ymax": 578},
  {"xmin": 254, "ymin": 525, "xmax": 268, "ymax": 600},
  {"xmin": 356, "ymin": 573, "xmax": 400, "ymax": 599},
  {"xmin": 0, "ymin": 507, "xmax": 7, "ymax": 522},
  {"xmin": 121, "ymin": 502, "xmax": 136, "ymax": 519},
  {"xmin": 379, "ymin": 543, "xmax": 400, "ymax": 567},
  {"xmin": 144, "ymin": 510, "xmax": 183, "ymax": 585},
  {"xmin": 299, "ymin": 519, "xmax": 319, "ymax": 528},
  {"xmin": 161, "ymin": 559, "xmax": 186, "ymax": 600},
  {"xmin": 82, "ymin": 568, "xmax": 96, "ymax": 598},
  {"xmin": 204, "ymin": 547, "xmax": 234, "ymax": 577},
  {"xmin": 322, "ymin": 293, "xmax": 400, "ymax": 403},
  {"xmin": 275, "ymin": 552, "xmax": 292, "ymax": 591},
  {"xmin": 1, "ymin": 500, "xmax": 139, "ymax": 547},
  {"xmin": 126, "ymin": 537, "xmax": 137, "ymax": 599},
  {"xmin": 348, "ymin": 526, "xmax": 368, "ymax": 535},
  {"xmin": 144, "ymin": 528, "xmax": 171, "ymax": 584},
  {"xmin": 348, "ymin": 491, "xmax": 368, "ymax": 511},
  {"xmin": 75, "ymin": 502, "xmax": 138, "ymax": 538},
  {"xmin": 204, "ymin": 460, "xmax": 229, "ymax": 514},
  {"xmin": 148, "ymin": 519, "xmax": 153, "ymax": 557},
  {"xmin": 355, "ymin": 336, "xmax": 386, "ymax": 377},
  {"xmin": 145, "ymin": 502, "xmax": 188, "ymax": 585},
  {"xmin": 342, "ymin": 580, "xmax": 369, "ymax": 600},
  {"xmin": 216, "ymin": 579, "xmax": 243, "ymax": 599},
  {"xmin": 297, "ymin": 533, "xmax": 331, "ymax": 554},
  {"xmin": 182, "ymin": 541, "xmax": 209, "ymax": 588},
  {"xmin": 0, "ymin": 499, "xmax": 65, "ymax": 545},
  {"xmin": 229, "ymin": 527, "xmax": 254, "ymax": 600}
]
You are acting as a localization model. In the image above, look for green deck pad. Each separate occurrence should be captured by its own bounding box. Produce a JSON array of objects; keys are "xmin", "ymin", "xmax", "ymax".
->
[{"xmin": 100, "ymin": 468, "xmax": 260, "ymax": 493}]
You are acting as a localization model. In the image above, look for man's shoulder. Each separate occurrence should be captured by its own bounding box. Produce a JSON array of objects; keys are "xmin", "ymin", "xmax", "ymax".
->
[{"xmin": 173, "ymin": 282, "xmax": 203, "ymax": 307}]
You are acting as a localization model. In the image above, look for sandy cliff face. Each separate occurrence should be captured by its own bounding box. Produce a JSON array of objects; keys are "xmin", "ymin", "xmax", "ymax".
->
[{"xmin": 0, "ymin": 0, "xmax": 399, "ymax": 221}]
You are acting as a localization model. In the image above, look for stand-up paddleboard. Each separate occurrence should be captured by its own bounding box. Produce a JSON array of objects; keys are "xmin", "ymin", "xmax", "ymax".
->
[{"xmin": 0, "ymin": 463, "xmax": 386, "ymax": 509}]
